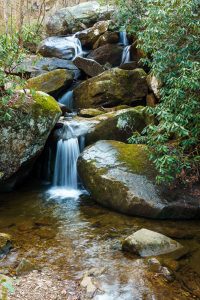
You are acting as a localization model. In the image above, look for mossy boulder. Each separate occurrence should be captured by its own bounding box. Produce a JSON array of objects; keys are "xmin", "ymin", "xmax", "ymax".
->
[
  {"xmin": 85, "ymin": 107, "xmax": 147, "ymax": 145},
  {"xmin": 26, "ymin": 69, "xmax": 74, "ymax": 93},
  {"xmin": 0, "ymin": 90, "xmax": 61, "ymax": 190},
  {"xmin": 74, "ymin": 68, "xmax": 148, "ymax": 109},
  {"xmin": 78, "ymin": 141, "xmax": 200, "ymax": 219}
]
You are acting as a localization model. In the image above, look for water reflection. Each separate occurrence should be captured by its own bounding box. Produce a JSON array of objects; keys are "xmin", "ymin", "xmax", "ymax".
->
[{"xmin": 0, "ymin": 183, "xmax": 199, "ymax": 299}]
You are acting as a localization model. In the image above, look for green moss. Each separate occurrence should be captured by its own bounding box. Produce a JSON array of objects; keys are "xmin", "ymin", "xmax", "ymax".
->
[
  {"xmin": 10, "ymin": 91, "xmax": 61, "ymax": 118},
  {"xmin": 32, "ymin": 91, "xmax": 61, "ymax": 114},
  {"xmin": 110, "ymin": 142, "xmax": 154, "ymax": 177},
  {"xmin": 26, "ymin": 69, "xmax": 73, "ymax": 93}
]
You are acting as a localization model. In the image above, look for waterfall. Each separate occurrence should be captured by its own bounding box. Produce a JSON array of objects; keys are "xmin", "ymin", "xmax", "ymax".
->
[
  {"xmin": 70, "ymin": 35, "xmax": 83, "ymax": 59},
  {"xmin": 53, "ymin": 123, "xmax": 80, "ymax": 189},
  {"xmin": 65, "ymin": 36, "xmax": 83, "ymax": 60},
  {"xmin": 59, "ymin": 90, "xmax": 74, "ymax": 110},
  {"xmin": 121, "ymin": 46, "xmax": 131, "ymax": 64},
  {"xmin": 119, "ymin": 31, "xmax": 129, "ymax": 46}
]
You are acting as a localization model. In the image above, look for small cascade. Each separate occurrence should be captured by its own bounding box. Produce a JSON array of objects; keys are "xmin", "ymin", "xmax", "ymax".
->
[
  {"xmin": 65, "ymin": 36, "xmax": 83, "ymax": 60},
  {"xmin": 121, "ymin": 45, "xmax": 131, "ymax": 64},
  {"xmin": 53, "ymin": 123, "xmax": 80, "ymax": 189},
  {"xmin": 119, "ymin": 31, "xmax": 129, "ymax": 46},
  {"xmin": 59, "ymin": 90, "xmax": 74, "ymax": 110}
]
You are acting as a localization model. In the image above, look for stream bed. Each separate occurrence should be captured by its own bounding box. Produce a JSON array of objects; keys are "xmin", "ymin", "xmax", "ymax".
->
[{"xmin": 0, "ymin": 182, "xmax": 200, "ymax": 299}]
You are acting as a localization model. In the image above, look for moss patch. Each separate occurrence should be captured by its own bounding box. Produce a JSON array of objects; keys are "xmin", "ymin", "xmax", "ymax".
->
[
  {"xmin": 110, "ymin": 142, "xmax": 155, "ymax": 177},
  {"xmin": 26, "ymin": 69, "xmax": 74, "ymax": 93}
]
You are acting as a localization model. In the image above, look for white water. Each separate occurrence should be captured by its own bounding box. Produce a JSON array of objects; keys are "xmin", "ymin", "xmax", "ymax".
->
[
  {"xmin": 119, "ymin": 31, "xmax": 129, "ymax": 46},
  {"xmin": 53, "ymin": 123, "xmax": 80, "ymax": 190},
  {"xmin": 121, "ymin": 45, "xmax": 131, "ymax": 64},
  {"xmin": 59, "ymin": 90, "xmax": 74, "ymax": 109},
  {"xmin": 70, "ymin": 35, "xmax": 83, "ymax": 59}
]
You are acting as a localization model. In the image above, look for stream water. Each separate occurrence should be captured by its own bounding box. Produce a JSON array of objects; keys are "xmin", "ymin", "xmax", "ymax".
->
[{"xmin": 0, "ymin": 182, "xmax": 200, "ymax": 299}]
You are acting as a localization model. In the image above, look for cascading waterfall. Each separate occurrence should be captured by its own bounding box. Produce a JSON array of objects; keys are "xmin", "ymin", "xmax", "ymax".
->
[
  {"xmin": 53, "ymin": 123, "xmax": 80, "ymax": 190},
  {"xmin": 119, "ymin": 31, "xmax": 129, "ymax": 46},
  {"xmin": 58, "ymin": 90, "xmax": 74, "ymax": 110},
  {"xmin": 65, "ymin": 36, "xmax": 83, "ymax": 60},
  {"xmin": 121, "ymin": 45, "xmax": 131, "ymax": 64}
]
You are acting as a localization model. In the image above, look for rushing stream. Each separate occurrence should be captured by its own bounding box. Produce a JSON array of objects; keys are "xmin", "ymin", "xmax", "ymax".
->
[{"xmin": 0, "ymin": 182, "xmax": 200, "ymax": 299}]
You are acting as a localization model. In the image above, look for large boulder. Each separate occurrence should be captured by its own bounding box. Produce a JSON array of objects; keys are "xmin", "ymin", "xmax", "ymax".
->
[
  {"xmin": 122, "ymin": 229, "xmax": 186, "ymax": 258},
  {"xmin": 46, "ymin": 1, "xmax": 114, "ymax": 35},
  {"xmin": 93, "ymin": 31, "xmax": 119, "ymax": 49},
  {"xmin": 0, "ymin": 91, "xmax": 61, "ymax": 190},
  {"xmin": 76, "ymin": 21, "xmax": 110, "ymax": 48},
  {"xmin": 73, "ymin": 56, "xmax": 105, "ymax": 77},
  {"xmin": 78, "ymin": 141, "xmax": 200, "ymax": 219},
  {"xmin": 86, "ymin": 107, "xmax": 147, "ymax": 145},
  {"xmin": 37, "ymin": 36, "xmax": 81, "ymax": 60},
  {"xmin": 13, "ymin": 56, "xmax": 80, "ymax": 78},
  {"xmin": 87, "ymin": 44, "xmax": 123, "ymax": 67},
  {"xmin": 26, "ymin": 69, "xmax": 74, "ymax": 93},
  {"xmin": 74, "ymin": 68, "xmax": 148, "ymax": 108}
]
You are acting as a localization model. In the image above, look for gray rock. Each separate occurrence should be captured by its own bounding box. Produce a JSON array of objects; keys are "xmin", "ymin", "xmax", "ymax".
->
[
  {"xmin": 46, "ymin": 1, "xmax": 114, "ymax": 35},
  {"xmin": 37, "ymin": 36, "xmax": 78, "ymax": 60},
  {"xmin": 73, "ymin": 56, "xmax": 105, "ymax": 77},
  {"xmin": 122, "ymin": 229, "xmax": 186, "ymax": 258}
]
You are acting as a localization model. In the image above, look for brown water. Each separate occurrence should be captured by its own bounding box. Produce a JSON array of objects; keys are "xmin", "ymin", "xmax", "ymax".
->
[{"xmin": 0, "ymin": 182, "xmax": 200, "ymax": 299}]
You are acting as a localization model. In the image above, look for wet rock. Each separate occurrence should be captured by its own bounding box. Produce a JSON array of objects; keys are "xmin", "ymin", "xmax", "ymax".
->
[
  {"xmin": 79, "ymin": 108, "xmax": 105, "ymax": 118},
  {"xmin": 84, "ymin": 267, "xmax": 106, "ymax": 277},
  {"xmin": 73, "ymin": 56, "xmax": 105, "ymax": 77},
  {"xmin": 87, "ymin": 44, "xmax": 123, "ymax": 67},
  {"xmin": 36, "ymin": 227, "xmax": 56, "ymax": 239},
  {"xmin": 93, "ymin": 31, "xmax": 119, "ymax": 49},
  {"xmin": 16, "ymin": 258, "xmax": 37, "ymax": 276},
  {"xmin": 76, "ymin": 21, "xmax": 110, "ymax": 48},
  {"xmin": 37, "ymin": 36, "xmax": 80, "ymax": 60},
  {"xmin": 74, "ymin": 68, "xmax": 148, "ymax": 108},
  {"xmin": 78, "ymin": 140, "xmax": 200, "ymax": 219},
  {"xmin": 80, "ymin": 275, "xmax": 98, "ymax": 297},
  {"xmin": 122, "ymin": 229, "xmax": 186, "ymax": 258},
  {"xmin": 26, "ymin": 69, "xmax": 74, "ymax": 93},
  {"xmin": 59, "ymin": 103, "xmax": 72, "ymax": 116},
  {"xmin": 148, "ymin": 258, "xmax": 162, "ymax": 272},
  {"xmin": 0, "ymin": 90, "xmax": 61, "ymax": 190},
  {"xmin": 17, "ymin": 221, "xmax": 35, "ymax": 232},
  {"xmin": 46, "ymin": 1, "xmax": 114, "ymax": 35}
]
